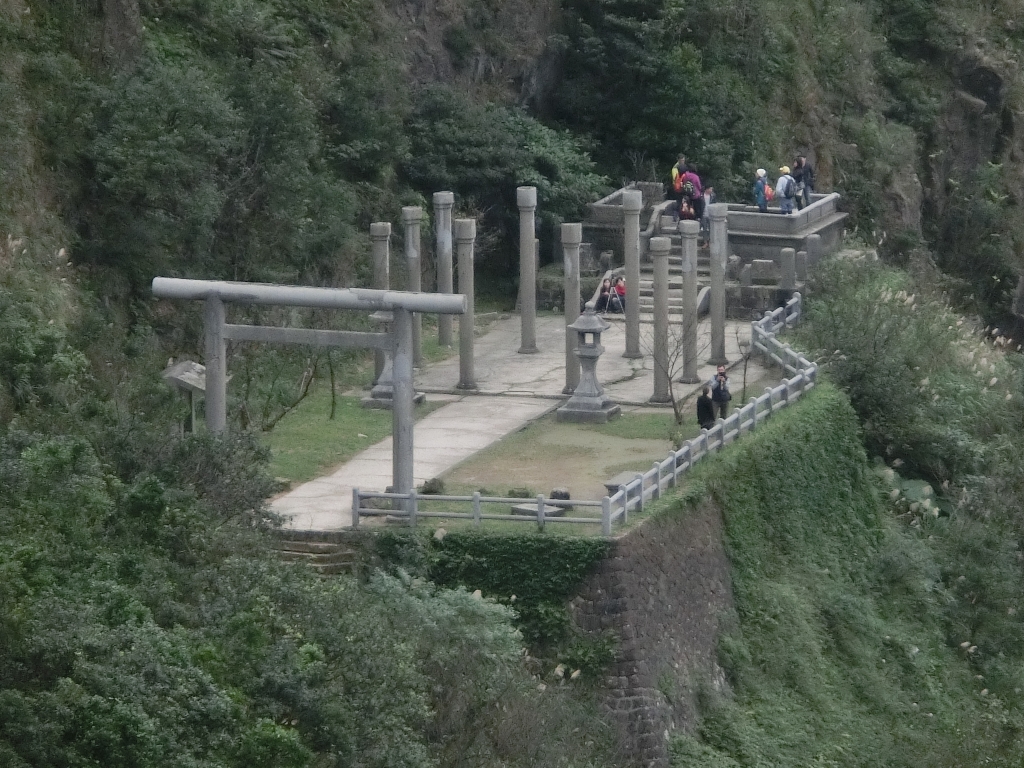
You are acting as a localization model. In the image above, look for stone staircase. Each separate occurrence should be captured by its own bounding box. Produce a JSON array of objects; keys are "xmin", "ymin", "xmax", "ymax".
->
[
  {"xmin": 273, "ymin": 537, "xmax": 359, "ymax": 576},
  {"xmin": 634, "ymin": 237, "xmax": 711, "ymax": 318}
]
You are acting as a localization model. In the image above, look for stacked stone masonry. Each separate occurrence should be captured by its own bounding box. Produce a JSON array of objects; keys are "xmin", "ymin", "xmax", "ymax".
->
[{"xmin": 569, "ymin": 500, "xmax": 736, "ymax": 767}]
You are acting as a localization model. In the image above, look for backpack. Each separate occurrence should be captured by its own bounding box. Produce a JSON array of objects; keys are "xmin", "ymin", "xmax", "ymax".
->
[
  {"xmin": 680, "ymin": 179, "xmax": 696, "ymax": 200},
  {"xmin": 673, "ymin": 173, "xmax": 684, "ymax": 193},
  {"xmin": 782, "ymin": 175, "xmax": 795, "ymax": 199}
]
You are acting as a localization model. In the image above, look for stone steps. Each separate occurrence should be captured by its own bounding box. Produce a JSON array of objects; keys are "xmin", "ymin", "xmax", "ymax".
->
[{"xmin": 274, "ymin": 539, "xmax": 358, "ymax": 576}]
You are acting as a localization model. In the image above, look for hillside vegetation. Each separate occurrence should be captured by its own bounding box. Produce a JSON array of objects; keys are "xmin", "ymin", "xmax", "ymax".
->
[
  {"xmin": 3, "ymin": 0, "xmax": 1024, "ymax": 764},
  {"xmin": 665, "ymin": 260, "xmax": 1024, "ymax": 766}
]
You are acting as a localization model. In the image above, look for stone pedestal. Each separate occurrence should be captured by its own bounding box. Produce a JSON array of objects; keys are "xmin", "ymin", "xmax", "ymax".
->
[
  {"xmin": 562, "ymin": 223, "xmax": 583, "ymax": 394},
  {"xmin": 369, "ymin": 222, "xmax": 391, "ymax": 382},
  {"xmin": 557, "ymin": 304, "xmax": 621, "ymax": 423},
  {"xmin": 708, "ymin": 203, "xmax": 728, "ymax": 365},
  {"xmin": 402, "ymin": 206, "xmax": 423, "ymax": 367},
  {"xmin": 678, "ymin": 220, "xmax": 701, "ymax": 383},
  {"xmin": 518, "ymin": 186, "xmax": 539, "ymax": 354},
  {"xmin": 433, "ymin": 192, "xmax": 455, "ymax": 347},
  {"xmin": 780, "ymin": 247, "xmax": 796, "ymax": 290},
  {"xmin": 650, "ymin": 236, "xmax": 671, "ymax": 403},
  {"xmin": 622, "ymin": 190, "xmax": 643, "ymax": 359},
  {"xmin": 456, "ymin": 219, "xmax": 477, "ymax": 390},
  {"xmin": 203, "ymin": 296, "xmax": 227, "ymax": 433}
]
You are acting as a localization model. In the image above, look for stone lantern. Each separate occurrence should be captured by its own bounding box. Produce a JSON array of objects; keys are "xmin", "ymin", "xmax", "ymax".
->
[{"xmin": 556, "ymin": 302, "xmax": 621, "ymax": 423}]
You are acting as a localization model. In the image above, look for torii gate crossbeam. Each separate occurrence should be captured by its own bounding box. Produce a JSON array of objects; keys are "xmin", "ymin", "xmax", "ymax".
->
[{"xmin": 152, "ymin": 277, "xmax": 467, "ymax": 506}]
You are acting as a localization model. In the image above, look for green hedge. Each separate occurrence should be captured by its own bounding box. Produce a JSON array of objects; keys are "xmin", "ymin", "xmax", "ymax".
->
[{"xmin": 372, "ymin": 529, "xmax": 609, "ymax": 652}]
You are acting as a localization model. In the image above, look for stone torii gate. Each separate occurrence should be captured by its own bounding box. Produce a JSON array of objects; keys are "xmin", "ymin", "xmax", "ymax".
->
[{"xmin": 151, "ymin": 277, "xmax": 466, "ymax": 498}]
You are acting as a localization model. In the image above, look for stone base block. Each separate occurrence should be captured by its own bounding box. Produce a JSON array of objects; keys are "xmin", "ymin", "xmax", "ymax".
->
[
  {"xmin": 361, "ymin": 392, "xmax": 426, "ymax": 410},
  {"xmin": 556, "ymin": 402, "xmax": 622, "ymax": 423}
]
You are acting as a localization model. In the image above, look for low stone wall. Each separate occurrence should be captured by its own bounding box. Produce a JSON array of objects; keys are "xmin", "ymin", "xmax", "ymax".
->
[
  {"xmin": 570, "ymin": 500, "xmax": 735, "ymax": 767},
  {"xmin": 726, "ymin": 193, "xmax": 847, "ymax": 264}
]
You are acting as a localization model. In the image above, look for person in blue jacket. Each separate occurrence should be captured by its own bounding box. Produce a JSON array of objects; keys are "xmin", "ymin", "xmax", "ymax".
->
[{"xmin": 753, "ymin": 168, "xmax": 769, "ymax": 212}]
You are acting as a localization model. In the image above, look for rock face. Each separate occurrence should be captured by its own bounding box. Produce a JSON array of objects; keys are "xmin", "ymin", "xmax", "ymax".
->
[
  {"xmin": 928, "ymin": 55, "xmax": 1017, "ymax": 221},
  {"xmin": 570, "ymin": 500, "xmax": 735, "ymax": 767}
]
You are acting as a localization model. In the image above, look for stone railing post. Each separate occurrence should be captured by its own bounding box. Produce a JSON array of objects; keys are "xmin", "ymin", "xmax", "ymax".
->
[
  {"xmin": 370, "ymin": 222, "xmax": 391, "ymax": 381},
  {"xmin": 402, "ymin": 206, "xmax": 423, "ymax": 366},
  {"xmin": 562, "ymin": 223, "xmax": 582, "ymax": 394},
  {"xmin": 650, "ymin": 236, "xmax": 671, "ymax": 403},
  {"xmin": 708, "ymin": 203, "xmax": 728, "ymax": 364},
  {"xmin": 622, "ymin": 189, "xmax": 643, "ymax": 359},
  {"xmin": 455, "ymin": 219, "xmax": 477, "ymax": 389},
  {"xmin": 204, "ymin": 295, "xmax": 227, "ymax": 433},
  {"xmin": 806, "ymin": 233, "xmax": 823, "ymax": 269},
  {"xmin": 517, "ymin": 186, "xmax": 539, "ymax": 354},
  {"xmin": 433, "ymin": 191, "xmax": 455, "ymax": 347},
  {"xmin": 679, "ymin": 219, "xmax": 700, "ymax": 383},
  {"xmin": 780, "ymin": 247, "xmax": 796, "ymax": 290}
]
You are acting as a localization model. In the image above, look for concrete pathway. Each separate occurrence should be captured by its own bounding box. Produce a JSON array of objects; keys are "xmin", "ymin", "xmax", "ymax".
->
[{"xmin": 274, "ymin": 313, "xmax": 769, "ymax": 531}]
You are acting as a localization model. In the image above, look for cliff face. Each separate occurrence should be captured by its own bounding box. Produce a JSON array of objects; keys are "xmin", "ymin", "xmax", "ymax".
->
[
  {"xmin": 385, "ymin": 0, "xmax": 558, "ymax": 102},
  {"xmin": 570, "ymin": 500, "xmax": 735, "ymax": 767}
]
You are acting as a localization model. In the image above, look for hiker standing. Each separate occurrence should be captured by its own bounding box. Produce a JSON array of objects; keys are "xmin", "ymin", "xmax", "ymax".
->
[
  {"xmin": 670, "ymin": 155, "xmax": 687, "ymax": 215},
  {"xmin": 791, "ymin": 158, "xmax": 807, "ymax": 210},
  {"xmin": 795, "ymin": 155, "xmax": 814, "ymax": 208},
  {"xmin": 696, "ymin": 386, "xmax": 715, "ymax": 430},
  {"xmin": 753, "ymin": 169, "xmax": 770, "ymax": 212},
  {"xmin": 709, "ymin": 365, "xmax": 731, "ymax": 419},
  {"xmin": 683, "ymin": 165, "xmax": 704, "ymax": 224},
  {"xmin": 775, "ymin": 165, "xmax": 797, "ymax": 215}
]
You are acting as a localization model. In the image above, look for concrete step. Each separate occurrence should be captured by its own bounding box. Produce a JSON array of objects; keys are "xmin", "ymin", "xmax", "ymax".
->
[{"xmin": 275, "ymin": 540, "xmax": 358, "ymax": 575}]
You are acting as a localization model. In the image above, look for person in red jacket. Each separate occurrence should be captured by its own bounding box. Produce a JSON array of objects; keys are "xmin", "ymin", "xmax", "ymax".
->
[{"xmin": 610, "ymin": 277, "xmax": 626, "ymax": 313}]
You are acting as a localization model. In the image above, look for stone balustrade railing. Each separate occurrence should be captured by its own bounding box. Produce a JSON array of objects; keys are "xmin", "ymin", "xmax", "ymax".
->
[{"xmin": 353, "ymin": 293, "xmax": 816, "ymax": 534}]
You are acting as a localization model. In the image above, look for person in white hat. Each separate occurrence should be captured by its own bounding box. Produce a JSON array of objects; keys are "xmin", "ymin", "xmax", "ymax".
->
[
  {"xmin": 753, "ymin": 168, "xmax": 770, "ymax": 212},
  {"xmin": 776, "ymin": 165, "xmax": 796, "ymax": 214}
]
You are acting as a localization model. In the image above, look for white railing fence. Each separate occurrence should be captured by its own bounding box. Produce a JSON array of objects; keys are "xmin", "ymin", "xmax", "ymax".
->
[{"xmin": 354, "ymin": 293, "xmax": 816, "ymax": 535}]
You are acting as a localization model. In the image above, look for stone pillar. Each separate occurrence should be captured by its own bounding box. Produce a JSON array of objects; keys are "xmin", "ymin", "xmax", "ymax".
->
[
  {"xmin": 433, "ymin": 192, "xmax": 455, "ymax": 347},
  {"xmin": 708, "ymin": 203, "xmax": 729, "ymax": 364},
  {"xmin": 392, "ymin": 307, "xmax": 415, "ymax": 497},
  {"xmin": 796, "ymin": 250, "xmax": 808, "ymax": 281},
  {"xmin": 562, "ymin": 223, "xmax": 582, "ymax": 394},
  {"xmin": 370, "ymin": 222, "xmax": 391, "ymax": 381},
  {"xmin": 204, "ymin": 295, "xmax": 227, "ymax": 433},
  {"xmin": 650, "ymin": 236, "xmax": 671, "ymax": 403},
  {"xmin": 402, "ymin": 206, "xmax": 423, "ymax": 367},
  {"xmin": 679, "ymin": 220, "xmax": 701, "ymax": 383},
  {"xmin": 456, "ymin": 219, "xmax": 477, "ymax": 390},
  {"xmin": 780, "ymin": 247, "xmax": 796, "ymax": 290},
  {"xmin": 806, "ymin": 233, "xmax": 823, "ymax": 269},
  {"xmin": 622, "ymin": 190, "xmax": 643, "ymax": 359},
  {"xmin": 518, "ymin": 186, "xmax": 539, "ymax": 354}
]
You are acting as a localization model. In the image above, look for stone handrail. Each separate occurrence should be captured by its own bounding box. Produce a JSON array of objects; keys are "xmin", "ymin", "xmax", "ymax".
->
[{"xmin": 354, "ymin": 294, "xmax": 815, "ymax": 534}]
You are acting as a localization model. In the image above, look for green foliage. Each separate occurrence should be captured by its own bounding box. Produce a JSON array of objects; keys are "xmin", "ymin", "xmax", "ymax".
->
[
  {"xmin": 403, "ymin": 84, "xmax": 609, "ymax": 273},
  {"xmin": 668, "ymin": 383, "xmax": 1024, "ymax": 767},
  {"xmin": 800, "ymin": 258, "xmax": 1024, "ymax": 483},
  {"xmin": 372, "ymin": 529, "xmax": 610, "ymax": 654},
  {"xmin": 929, "ymin": 163, "xmax": 1024, "ymax": 319}
]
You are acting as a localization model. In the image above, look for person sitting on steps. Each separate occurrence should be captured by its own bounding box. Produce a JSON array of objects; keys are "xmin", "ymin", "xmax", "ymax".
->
[
  {"xmin": 608, "ymin": 277, "xmax": 626, "ymax": 313},
  {"xmin": 595, "ymin": 278, "xmax": 612, "ymax": 313}
]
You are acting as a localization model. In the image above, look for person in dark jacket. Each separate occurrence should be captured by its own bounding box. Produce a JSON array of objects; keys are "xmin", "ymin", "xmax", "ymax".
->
[
  {"xmin": 709, "ymin": 365, "xmax": 731, "ymax": 419},
  {"xmin": 794, "ymin": 155, "xmax": 814, "ymax": 209},
  {"xmin": 696, "ymin": 385, "xmax": 715, "ymax": 430}
]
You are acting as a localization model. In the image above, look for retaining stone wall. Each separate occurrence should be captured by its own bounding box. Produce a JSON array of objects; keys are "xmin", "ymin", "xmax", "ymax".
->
[{"xmin": 570, "ymin": 500, "xmax": 735, "ymax": 767}]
